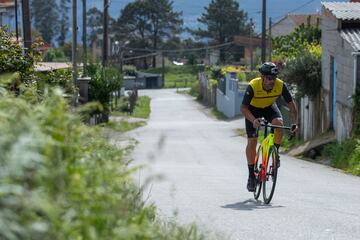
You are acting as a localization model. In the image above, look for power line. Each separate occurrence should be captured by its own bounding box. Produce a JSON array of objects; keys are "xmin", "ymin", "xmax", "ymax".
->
[
  {"xmin": 272, "ymin": 0, "xmax": 317, "ymax": 22},
  {"xmin": 124, "ymin": 41, "xmax": 235, "ymax": 54}
]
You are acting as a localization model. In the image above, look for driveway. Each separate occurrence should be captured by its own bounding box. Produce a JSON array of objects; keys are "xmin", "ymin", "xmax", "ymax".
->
[{"xmin": 125, "ymin": 89, "xmax": 360, "ymax": 240}]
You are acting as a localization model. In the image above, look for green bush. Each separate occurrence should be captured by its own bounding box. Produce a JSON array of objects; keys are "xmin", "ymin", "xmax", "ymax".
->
[
  {"xmin": 0, "ymin": 90, "xmax": 207, "ymax": 239},
  {"xmin": 280, "ymin": 50, "xmax": 321, "ymax": 99},
  {"xmin": 87, "ymin": 63, "xmax": 123, "ymax": 112},
  {"xmin": 245, "ymin": 71, "xmax": 259, "ymax": 82},
  {"xmin": 322, "ymin": 139, "xmax": 357, "ymax": 170},
  {"xmin": 43, "ymin": 48, "xmax": 69, "ymax": 62},
  {"xmin": 237, "ymin": 71, "xmax": 246, "ymax": 82},
  {"xmin": 349, "ymin": 140, "xmax": 360, "ymax": 176}
]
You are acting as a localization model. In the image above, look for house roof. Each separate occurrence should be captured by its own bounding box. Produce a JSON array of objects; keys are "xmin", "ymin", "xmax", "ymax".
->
[
  {"xmin": 322, "ymin": 2, "xmax": 360, "ymax": 20},
  {"xmin": 272, "ymin": 13, "xmax": 320, "ymax": 29},
  {"xmin": 340, "ymin": 28, "xmax": 360, "ymax": 51},
  {"xmin": 0, "ymin": 0, "xmax": 14, "ymax": 8},
  {"xmin": 287, "ymin": 14, "xmax": 320, "ymax": 26}
]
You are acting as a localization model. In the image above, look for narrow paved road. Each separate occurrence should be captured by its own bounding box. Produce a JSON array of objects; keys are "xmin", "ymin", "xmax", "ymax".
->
[{"xmin": 126, "ymin": 89, "xmax": 360, "ymax": 240}]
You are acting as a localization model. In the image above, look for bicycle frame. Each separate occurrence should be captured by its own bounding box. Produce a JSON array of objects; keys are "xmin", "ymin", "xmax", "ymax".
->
[
  {"xmin": 257, "ymin": 126, "xmax": 274, "ymax": 182},
  {"xmin": 253, "ymin": 120, "xmax": 293, "ymax": 203}
]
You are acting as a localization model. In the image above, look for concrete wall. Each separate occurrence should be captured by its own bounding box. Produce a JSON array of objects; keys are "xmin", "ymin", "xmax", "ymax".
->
[
  {"xmin": 321, "ymin": 9, "xmax": 355, "ymax": 141},
  {"xmin": 216, "ymin": 73, "xmax": 246, "ymax": 118}
]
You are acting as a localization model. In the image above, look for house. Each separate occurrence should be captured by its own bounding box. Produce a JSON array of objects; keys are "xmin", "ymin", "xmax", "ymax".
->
[
  {"xmin": 233, "ymin": 35, "xmax": 262, "ymax": 67},
  {"xmin": 272, "ymin": 13, "xmax": 320, "ymax": 37},
  {"xmin": 0, "ymin": 0, "xmax": 16, "ymax": 32},
  {"xmin": 321, "ymin": 2, "xmax": 360, "ymax": 141}
]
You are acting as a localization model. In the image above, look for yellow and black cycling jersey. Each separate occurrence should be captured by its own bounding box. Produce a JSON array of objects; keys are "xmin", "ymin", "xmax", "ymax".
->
[{"xmin": 242, "ymin": 77, "xmax": 293, "ymax": 108}]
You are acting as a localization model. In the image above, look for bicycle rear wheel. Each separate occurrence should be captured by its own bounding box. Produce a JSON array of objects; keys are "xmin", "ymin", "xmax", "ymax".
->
[
  {"xmin": 263, "ymin": 146, "xmax": 278, "ymax": 204},
  {"xmin": 253, "ymin": 146, "xmax": 262, "ymax": 200}
]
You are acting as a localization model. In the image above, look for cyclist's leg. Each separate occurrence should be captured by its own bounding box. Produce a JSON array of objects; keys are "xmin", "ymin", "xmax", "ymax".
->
[
  {"xmin": 245, "ymin": 107, "xmax": 261, "ymax": 191},
  {"xmin": 264, "ymin": 104, "xmax": 283, "ymax": 167},
  {"xmin": 264, "ymin": 104, "xmax": 283, "ymax": 147}
]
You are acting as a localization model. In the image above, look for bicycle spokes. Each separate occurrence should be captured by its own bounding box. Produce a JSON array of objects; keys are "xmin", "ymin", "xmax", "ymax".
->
[{"xmin": 263, "ymin": 148, "xmax": 278, "ymax": 204}]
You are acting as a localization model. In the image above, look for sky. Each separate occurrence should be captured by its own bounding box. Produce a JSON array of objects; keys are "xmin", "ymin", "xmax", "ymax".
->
[{"xmin": 84, "ymin": 0, "xmax": 349, "ymax": 33}]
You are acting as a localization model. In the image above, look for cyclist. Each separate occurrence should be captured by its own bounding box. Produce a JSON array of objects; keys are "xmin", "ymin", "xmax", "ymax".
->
[{"xmin": 240, "ymin": 62, "xmax": 298, "ymax": 192}]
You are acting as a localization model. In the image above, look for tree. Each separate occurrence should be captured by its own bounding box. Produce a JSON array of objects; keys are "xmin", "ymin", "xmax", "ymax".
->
[
  {"xmin": 272, "ymin": 22, "xmax": 321, "ymax": 60},
  {"xmin": 193, "ymin": 0, "xmax": 252, "ymax": 63},
  {"xmin": 280, "ymin": 47, "xmax": 321, "ymax": 99},
  {"xmin": 114, "ymin": 0, "xmax": 183, "ymax": 67},
  {"xmin": 58, "ymin": 0, "xmax": 70, "ymax": 46},
  {"xmin": 87, "ymin": 7, "xmax": 104, "ymax": 44},
  {"xmin": 31, "ymin": 0, "xmax": 59, "ymax": 44}
]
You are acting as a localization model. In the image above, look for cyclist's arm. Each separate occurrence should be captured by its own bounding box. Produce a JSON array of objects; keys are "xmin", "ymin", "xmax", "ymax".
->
[
  {"xmin": 282, "ymin": 83, "xmax": 298, "ymax": 129},
  {"xmin": 241, "ymin": 85, "xmax": 260, "ymax": 127}
]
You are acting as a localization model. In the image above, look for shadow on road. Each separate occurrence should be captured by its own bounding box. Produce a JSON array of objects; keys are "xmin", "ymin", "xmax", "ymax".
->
[{"xmin": 221, "ymin": 199, "xmax": 284, "ymax": 211}]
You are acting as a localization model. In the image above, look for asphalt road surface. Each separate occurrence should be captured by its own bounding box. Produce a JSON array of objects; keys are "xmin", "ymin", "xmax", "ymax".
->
[{"xmin": 126, "ymin": 89, "xmax": 360, "ymax": 240}]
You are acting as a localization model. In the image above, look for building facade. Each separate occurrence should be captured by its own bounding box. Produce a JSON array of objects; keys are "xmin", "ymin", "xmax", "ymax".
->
[{"xmin": 321, "ymin": 2, "xmax": 360, "ymax": 141}]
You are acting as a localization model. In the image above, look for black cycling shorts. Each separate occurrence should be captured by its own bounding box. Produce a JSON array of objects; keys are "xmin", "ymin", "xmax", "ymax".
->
[{"xmin": 245, "ymin": 104, "xmax": 283, "ymax": 138}]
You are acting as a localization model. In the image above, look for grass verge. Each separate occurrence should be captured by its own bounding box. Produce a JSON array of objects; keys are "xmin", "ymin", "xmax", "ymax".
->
[
  {"xmin": 320, "ymin": 139, "xmax": 360, "ymax": 176},
  {"xmin": 210, "ymin": 107, "xmax": 228, "ymax": 120},
  {"xmin": 102, "ymin": 120, "xmax": 146, "ymax": 132},
  {"xmin": 112, "ymin": 96, "xmax": 151, "ymax": 119},
  {"xmin": 143, "ymin": 65, "xmax": 198, "ymax": 88}
]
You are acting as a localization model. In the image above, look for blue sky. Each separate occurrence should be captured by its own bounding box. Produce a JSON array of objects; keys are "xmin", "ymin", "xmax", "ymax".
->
[{"xmin": 84, "ymin": 0, "xmax": 348, "ymax": 33}]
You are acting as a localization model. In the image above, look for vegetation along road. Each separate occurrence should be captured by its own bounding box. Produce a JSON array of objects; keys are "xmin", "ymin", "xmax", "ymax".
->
[{"xmin": 125, "ymin": 89, "xmax": 360, "ymax": 240}]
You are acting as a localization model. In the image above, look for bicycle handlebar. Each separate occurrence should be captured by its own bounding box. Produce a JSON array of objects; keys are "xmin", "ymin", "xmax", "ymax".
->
[
  {"xmin": 260, "ymin": 122, "xmax": 291, "ymax": 130},
  {"xmin": 258, "ymin": 119, "xmax": 295, "ymax": 140}
]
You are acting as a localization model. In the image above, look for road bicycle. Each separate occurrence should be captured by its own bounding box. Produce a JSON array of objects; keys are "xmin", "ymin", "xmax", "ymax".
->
[{"xmin": 253, "ymin": 119, "xmax": 293, "ymax": 204}]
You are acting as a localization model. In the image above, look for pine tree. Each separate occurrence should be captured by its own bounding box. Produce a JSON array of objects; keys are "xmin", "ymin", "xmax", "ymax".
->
[
  {"xmin": 31, "ymin": 0, "xmax": 59, "ymax": 44},
  {"xmin": 114, "ymin": 0, "xmax": 183, "ymax": 67},
  {"xmin": 193, "ymin": 0, "xmax": 252, "ymax": 63},
  {"xmin": 58, "ymin": 0, "xmax": 70, "ymax": 46}
]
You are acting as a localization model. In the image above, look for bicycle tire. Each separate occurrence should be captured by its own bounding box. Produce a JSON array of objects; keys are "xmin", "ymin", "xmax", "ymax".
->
[
  {"xmin": 253, "ymin": 145, "xmax": 262, "ymax": 200},
  {"xmin": 263, "ymin": 146, "xmax": 278, "ymax": 204}
]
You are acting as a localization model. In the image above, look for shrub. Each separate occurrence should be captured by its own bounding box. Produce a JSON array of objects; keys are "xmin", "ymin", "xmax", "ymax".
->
[
  {"xmin": 349, "ymin": 140, "xmax": 360, "ymax": 176},
  {"xmin": 280, "ymin": 50, "xmax": 321, "ymax": 99},
  {"xmin": 43, "ymin": 48, "xmax": 69, "ymax": 62},
  {"xmin": 87, "ymin": 63, "xmax": 123, "ymax": 113},
  {"xmin": 0, "ymin": 90, "xmax": 207, "ymax": 239},
  {"xmin": 237, "ymin": 71, "xmax": 246, "ymax": 82}
]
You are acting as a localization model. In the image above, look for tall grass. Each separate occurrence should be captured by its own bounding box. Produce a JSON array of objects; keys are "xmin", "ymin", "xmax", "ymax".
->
[{"xmin": 0, "ymin": 89, "xmax": 208, "ymax": 239}]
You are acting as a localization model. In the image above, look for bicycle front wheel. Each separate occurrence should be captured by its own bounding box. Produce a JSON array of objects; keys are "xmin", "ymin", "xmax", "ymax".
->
[
  {"xmin": 263, "ymin": 146, "xmax": 278, "ymax": 204},
  {"xmin": 253, "ymin": 145, "xmax": 262, "ymax": 200}
]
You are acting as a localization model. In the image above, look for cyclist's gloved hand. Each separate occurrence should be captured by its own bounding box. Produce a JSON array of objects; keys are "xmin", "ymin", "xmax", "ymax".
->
[{"xmin": 252, "ymin": 118, "xmax": 262, "ymax": 129}]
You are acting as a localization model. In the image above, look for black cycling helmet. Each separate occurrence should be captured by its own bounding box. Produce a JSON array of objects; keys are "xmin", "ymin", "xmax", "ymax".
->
[{"xmin": 259, "ymin": 62, "xmax": 279, "ymax": 76}]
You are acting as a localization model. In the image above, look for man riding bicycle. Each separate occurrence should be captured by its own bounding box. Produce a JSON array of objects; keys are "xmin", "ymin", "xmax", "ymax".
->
[{"xmin": 240, "ymin": 62, "xmax": 298, "ymax": 192}]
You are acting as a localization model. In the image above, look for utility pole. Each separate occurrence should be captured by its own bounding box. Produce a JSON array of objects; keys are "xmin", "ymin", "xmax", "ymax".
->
[
  {"xmin": 82, "ymin": 0, "xmax": 87, "ymax": 75},
  {"xmin": 72, "ymin": 0, "xmax": 78, "ymax": 88},
  {"xmin": 103, "ymin": 0, "xmax": 109, "ymax": 66},
  {"xmin": 21, "ymin": 0, "xmax": 31, "ymax": 52},
  {"xmin": 250, "ymin": 18, "xmax": 254, "ymax": 71},
  {"xmin": 15, "ymin": 0, "xmax": 19, "ymax": 41},
  {"xmin": 269, "ymin": 17, "xmax": 272, "ymax": 62},
  {"xmin": 261, "ymin": 0, "xmax": 266, "ymax": 63}
]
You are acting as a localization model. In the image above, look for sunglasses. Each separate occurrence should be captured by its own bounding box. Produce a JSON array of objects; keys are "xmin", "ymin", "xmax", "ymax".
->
[{"xmin": 264, "ymin": 75, "xmax": 276, "ymax": 80}]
